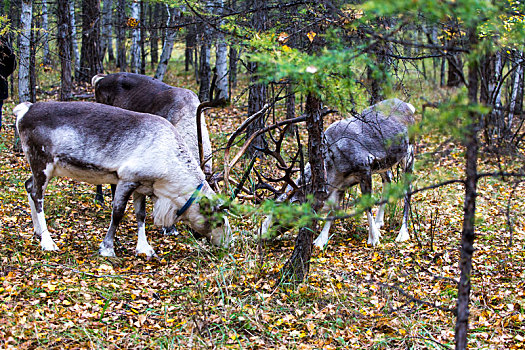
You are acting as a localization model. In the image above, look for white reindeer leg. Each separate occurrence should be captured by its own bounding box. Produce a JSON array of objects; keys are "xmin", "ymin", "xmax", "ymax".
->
[
  {"xmin": 25, "ymin": 176, "xmax": 58, "ymax": 251},
  {"xmin": 376, "ymin": 171, "xmax": 393, "ymax": 228},
  {"xmin": 360, "ymin": 175, "xmax": 381, "ymax": 246},
  {"xmin": 396, "ymin": 145, "xmax": 414, "ymax": 242},
  {"xmin": 313, "ymin": 189, "xmax": 341, "ymax": 248},
  {"xmin": 133, "ymin": 192, "xmax": 156, "ymax": 257},
  {"xmin": 367, "ymin": 211, "xmax": 381, "ymax": 246},
  {"xmin": 314, "ymin": 219, "xmax": 333, "ymax": 248}
]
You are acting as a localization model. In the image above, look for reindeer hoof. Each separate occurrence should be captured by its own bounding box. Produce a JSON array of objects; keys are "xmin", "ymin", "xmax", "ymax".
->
[
  {"xmin": 313, "ymin": 237, "xmax": 328, "ymax": 249},
  {"xmin": 136, "ymin": 246, "xmax": 157, "ymax": 258},
  {"xmin": 367, "ymin": 236, "xmax": 380, "ymax": 246},
  {"xmin": 162, "ymin": 225, "xmax": 178, "ymax": 236},
  {"xmin": 395, "ymin": 227, "xmax": 410, "ymax": 242},
  {"xmin": 375, "ymin": 219, "xmax": 385, "ymax": 229},
  {"xmin": 41, "ymin": 240, "xmax": 59, "ymax": 251},
  {"xmin": 99, "ymin": 243, "xmax": 116, "ymax": 257}
]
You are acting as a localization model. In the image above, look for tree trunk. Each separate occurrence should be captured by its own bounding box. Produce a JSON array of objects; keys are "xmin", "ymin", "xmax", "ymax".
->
[
  {"xmin": 70, "ymin": 0, "xmax": 80, "ymax": 81},
  {"xmin": 57, "ymin": 0, "xmax": 73, "ymax": 101},
  {"xmin": 16, "ymin": 0, "xmax": 32, "ymax": 152},
  {"xmin": 280, "ymin": 93, "xmax": 327, "ymax": 284},
  {"xmin": 29, "ymin": 9, "xmax": 37, "ymax": 103},
  {"xmin": 100, "ymin": 0, "xmax": 113, "ymax": 65},
  {"xmin": 116, "ymin": 0, "xmax": 127, "ymax": 71},
  {"xmin": 42, "ymin": 0, "xmax": 50, "ymax": 66},
  {"xmin": 18, "ymin": 0, "xmax": 32, "ymax": 103},
  {"xmin": 246, "ymin": 0, "xmax": 268, "ymax": 156},
  {"xmin": 154, "ymin": 5, "xmax": 179, "ymax": 82},
  {"xmin": 198, "ymin": 1, "xmax": 213, "ymax": 102},
  {"xmin": 185, "ymin": 23, "xmax": 196, "ymax": 72},
  {"xmin": 368, "ymin": 17, "xmax": 393, "ymax": 105},
  {"xmin": 139, "ymin": 0, "xmax": 146, "ymax": 74},
  {"xmin": 129, "ymin": 0, "xmax": 141, "ymax": 73},
  {"xmin": 198, "ymin": 34, "xmax": 211, "ymax": 101},
  {"xmin": 447, "ymin": 54, "xmax": 464, "ymax": 87},
  {"xmin": 214, "ymin": 0, "xmax": 228, "ymax": 101},
  {"xmin": 79, "ymin": 0, "xmax": 102, "ymax": 83},
  {"xmin": 507, "ymin": 51, "xmax": 522, "ymax": 139},
  {"xmin": 229, "ymin": 45, "xmax": 238, "ymax": 96},
  {"xmin": 454, "ymin": 29, "xmax": 479, "ymax": 350},
  {"xmin": 149, "ymin": 3, "xmax": 160, "ymax": 68}
]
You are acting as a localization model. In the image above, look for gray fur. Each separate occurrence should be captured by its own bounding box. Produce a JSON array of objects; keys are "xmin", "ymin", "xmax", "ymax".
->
[
  {"xmin": 93, "ymin": 72, "xmax": 212, "ymax": 174},
  {"xmin": 15, "ymin": 101, "xmax": 231, "ymax": 256},
  {"xmin": 262, "ymin": 98, "xmax": 415, "ymax": 246}
]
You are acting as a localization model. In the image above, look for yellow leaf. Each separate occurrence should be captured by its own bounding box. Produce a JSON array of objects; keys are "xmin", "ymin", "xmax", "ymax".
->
[
  {"xmin": 278, "ymin": 32, "xmax": 289, "ymax": 43},
  {"xmin": 307, "ymin": 31, "xmax": 317, "ymax": 42}
]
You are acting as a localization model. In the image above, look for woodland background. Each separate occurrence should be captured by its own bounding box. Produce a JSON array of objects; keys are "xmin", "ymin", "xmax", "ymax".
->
[{"xmin": 1, "ymin": 0, "xmax": 525, "ymax": 349}]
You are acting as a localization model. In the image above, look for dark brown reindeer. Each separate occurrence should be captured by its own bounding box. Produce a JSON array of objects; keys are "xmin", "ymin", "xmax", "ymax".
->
[
  {"xmin": 15, "ymin": 101, "xmax": 231, "ymax": 257},
  {"xmin": 261, "ymin": 98, "xmax": 415, "ymax": 247},
  {"xmin": 91, "ymin": 72, "xmax": 213, "ymax": 202}
]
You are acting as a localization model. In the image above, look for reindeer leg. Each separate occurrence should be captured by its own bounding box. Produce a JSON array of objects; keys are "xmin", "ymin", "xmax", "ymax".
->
[
  {"xmin": 376, "ymin": 170, "xmax": 393, "ymax": 228},
  {"xmin": 95, "ymin": 185, "xmax": 104, "ymax": 204},
  {"xmin": 313, "ymin": 190, "xmax": 342, "ymax": 248},
  {"xmin": 25, "ymin": 173, "xmax": 57, "ymax": 251},
  {"xmin": 133, "ymin": 192, "xmax": 156, "ymax": 257},
  {"xmin": 360, "ymin": 174, "xmax": 381, "ymax": 246},
  {"xmin": 99, "ymin": 181, "xmax": 139, "ymax": 257},
  {"xmin": 396, "ymin": 145, "xmax": 414, "ymax": 242}
]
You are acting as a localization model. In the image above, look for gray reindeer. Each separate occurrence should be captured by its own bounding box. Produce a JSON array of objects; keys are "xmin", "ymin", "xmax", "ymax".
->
[
  {"xmin": 261, "ymin": 98, "xmax": 415, "ymax": 247},
  {"xmin": 15, "ymin": 101, "xmax": 231, "ymax": 257}
]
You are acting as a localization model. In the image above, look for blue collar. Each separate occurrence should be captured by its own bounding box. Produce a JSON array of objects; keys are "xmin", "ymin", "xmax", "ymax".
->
[{"xmin": 176, "ymin": 182, "xmax": 205, "ymax": 217}]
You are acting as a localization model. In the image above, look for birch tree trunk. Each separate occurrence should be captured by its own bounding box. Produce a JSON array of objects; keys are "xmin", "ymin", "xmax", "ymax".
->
[
  {"xmin": 29, "ymin": 11, "xmax": 36, "ymax": 102},
  {"xmin": 70, "ymin": 0, "xmax": 80, "ymax": 81},
  {"xmin": 507, "ymin": 51, "xmax": 522, "ymax": 139},
  {"xmin": 16, "ymin": 0, "xmax": 32, "ymax": 152},
  {"xmin": 18, "ymin": 0, "xmax": 32, "ymax": 103},
  {"xmin": 154, "ymin": 5, "xmax": 179, "ymax": 81},
  {"xmin": 129, "ymin": 0, "xmax": 141, "ymax": 73},
  {"xmin": 42, "ymin": 0, "xmax": 50, "ymax": 66},
  {"xmin": 57, "ymin": 0, "xmax": 73, "ymax": 101},
  {"xmin": 214, "ymin": 0, "xmax": 228, "ymax": 100}
]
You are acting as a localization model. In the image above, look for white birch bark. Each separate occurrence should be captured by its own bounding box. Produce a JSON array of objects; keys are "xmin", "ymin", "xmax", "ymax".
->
[
  {"xmin": 129, "ymin": 0, "xmax": 141, "ymax": 73},
  {"xmin": 214, "ymin": 0, "xmax": 228, "ymax": 100},
  {"xmin": 507, "ymin": 51, "xmax": 522, "ymax": 134},
  {"xmin": 154, "ymin": 5, "xmax": 179, "ymax": 81},
  {"xmin": 100, "ymin": 0, "xmax": 113, "ymax": 63},
  {"xmin": 70, "ymin": 0, "xmax": 80, "ymax": 78},
  {"xmin": 18, "ymin": 0, "xmax": 32, "ymax": 103},
  {"xmin": 42, "ymin": 0, "xmax": 50, "ymax": 65}
]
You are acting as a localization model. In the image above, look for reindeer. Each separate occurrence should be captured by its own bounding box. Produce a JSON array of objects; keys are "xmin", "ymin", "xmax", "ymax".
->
[
  {"xmin": 261, "ymin": 98, "xmax": 415, "ymax": 247},
  {"xmin": 91, "ymin": 72, "xmax": 213, "ymax": 203},
  {"xmin": 14, "ymin": 101, "xmax": 231, "ymax": 257}
]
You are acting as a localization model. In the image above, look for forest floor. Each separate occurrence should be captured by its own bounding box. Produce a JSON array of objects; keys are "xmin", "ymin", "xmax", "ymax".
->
[{"xmin": 1, "ymin": 57, "xmax": 524, "ymax": 349}]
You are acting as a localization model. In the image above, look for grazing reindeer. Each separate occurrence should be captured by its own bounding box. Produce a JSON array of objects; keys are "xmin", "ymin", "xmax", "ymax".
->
[
  {"xmin": 15, "ymin": 101, "xmax": 231, "ymax": 257},
  {"xmin": 261, "ymin": 98, "xmax": 415, "ymax": 247},
  {"xmin": 92, "ymin": 72, "xmax": 212, "ymax": 173},
  {"xmin": 92, "ymin": 72, "xmax": 213, "ymax": 203}
]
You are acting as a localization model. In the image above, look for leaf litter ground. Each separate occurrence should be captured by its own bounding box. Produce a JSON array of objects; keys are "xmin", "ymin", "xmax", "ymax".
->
[{"xmin": 0, "ymin": 76, "xmax": 524, "ymax": 350}]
